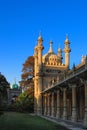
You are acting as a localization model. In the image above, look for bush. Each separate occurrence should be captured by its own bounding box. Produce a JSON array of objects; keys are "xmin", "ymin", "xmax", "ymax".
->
[{"xmin": 0, "ymin": 111, "xmax": 4, "ymax": 116}]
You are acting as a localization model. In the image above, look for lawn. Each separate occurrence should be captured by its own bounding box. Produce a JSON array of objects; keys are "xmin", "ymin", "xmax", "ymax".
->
[{"xmin": 0, "ymin": 112, "xmax": 69, "ymax": 130}]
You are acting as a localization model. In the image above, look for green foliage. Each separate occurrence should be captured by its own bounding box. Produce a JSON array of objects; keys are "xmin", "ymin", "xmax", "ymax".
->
[
  {"xmin": 0, "ymin": 73, "xmax": 9, "ymax": 107},
  {"xmin": 20, "ymin": 56, "xmax": 34, "ymax": 109},
  {"xmin": 0, "ymin": 111, "xmax": 4, "ymax": 116},
  {"xmin": 15, "ymin": 91, "xmax": 34, "ymax": 112},
  {"xmin": 0, "ymin": 76, "xmax": 8, "ymax": 98}
]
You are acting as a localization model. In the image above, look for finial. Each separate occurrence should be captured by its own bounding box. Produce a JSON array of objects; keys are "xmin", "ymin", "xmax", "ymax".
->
[
  {"xmin": 72, "ymin": 63, "xmax": 75, "ymax": 70},
  {"xmin": 39, "ymin": 31, "xmax": 42, "ymax": 37},
  {"xmin": 58, "ymin": 43, "xmax": 62, "ymax": 51},
  {"xmin": 58, "ymin": 48, "xmax": 62, "ymax": 52},
  {"xmin": 38, "ymin": 31, "xmax": 43, "ymax": 42},
  {"xmin": 49, "ymin": 40, "xmax": 53, "ymax": 53},
  {"xmin": 14, "ymin": 77, "xmax": 16, "ymax": 84},
  {"xmin": 50, "ymin": 40, "xmax": 53, "ymax": 45},
  {"xmin": 64, "ymin": 34, "xmax": 70, "ymax": 44},
  {"xmin": 66, "ymin": 34, "xmax": 68, "ymax": 40}
]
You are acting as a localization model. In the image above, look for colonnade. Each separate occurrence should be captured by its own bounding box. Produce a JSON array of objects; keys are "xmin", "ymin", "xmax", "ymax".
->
[{"xmin": 43, "ymin": 83, "xmax": 87, "ymax": 125}]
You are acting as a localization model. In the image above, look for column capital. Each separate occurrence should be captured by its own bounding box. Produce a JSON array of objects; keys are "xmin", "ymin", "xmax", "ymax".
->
[
  {"xmin": 80, "ymin": 78, "xmax": 87, "ymax": 85},
  {"xmin": 48, "ymin": 92, "xmax": 51, "ymax": 96},
  {"xmin": 51, "ymin": 91, "xmax": 55, "ymax": 94},
  {"xmin": 63, "ymin": 87, "xmax": 67, "ymax": 91},
  {"xmin": 68, "ymin": 83, "xmax": 77, "ymax": 88},
  {"xmin": 84, "ymin": 80, "xmax": 87, "ymax": 85},
  {"xmin": 57, "ymin": 89, "xmax": 60, "ymax": 93},
  {"xmin": 44, "ymin": 93, "xmax": 47, "ymax": 97},
  {"xmin": 59, "ymin": 86, "xmax": 63, "ymax": 92}
]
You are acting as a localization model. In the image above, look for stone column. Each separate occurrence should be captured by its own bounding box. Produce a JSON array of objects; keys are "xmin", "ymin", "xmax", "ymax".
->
[
  {"xmin": 37, "ymin": 77, "xmax": 42, "ymax": 115},
  {"xmin": 71, "ymin": 85, "xmax": 77, "ymax": 122},
  {"xmin": 34, "ymin": 78, "xmax": 38, "ymax": 114},
  {"xmin": 63, "ymin": 88, "xmax": 67, "ymax": 120},
  {"xmin": 47, "ymin": 93, "xmax": 50, "ymax": 116},
  {"xmin": 56, "ymin": 90, "xmax": 60, "ymax": 119},
  {"xmin": 51, "ymin": 92, "xmax": 55, "ymax": 117},
  {"xmin": 34, "ymin": 47, "xmax": 38, "ymax": 114},
  {"xmin": 44, "ymin": 94, "xmax": 47, "ymax": 115},
  {"xmin": 84, "ymin": 81, "xmax": 87, "ymax": 125}
]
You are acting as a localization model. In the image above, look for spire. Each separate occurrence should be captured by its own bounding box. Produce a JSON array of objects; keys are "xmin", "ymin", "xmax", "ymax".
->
[
  {"xmin": 38, "ymin": 31, "xmax": 43, "ymax": 41},
  {"xmin": 37, "ymin": 33, "xmax": 43, "ymax": 46},
  {"xmin": 38, "ymin": 35, "xmax": 43, "ymax": 41},
  {"xmin": 64, "ymin": 34, "xmax": 70, "ymax": 44},
  {"xmin": 64, "ymin": 35, "xmax": 71, "ymax": 68},
  {"xmin": 66, "ymin": 34, "xmax": 68, "ymax": 40},
  {"xmin": 49, "ymin": 40, "xmax": 53, "ymax": 53}
]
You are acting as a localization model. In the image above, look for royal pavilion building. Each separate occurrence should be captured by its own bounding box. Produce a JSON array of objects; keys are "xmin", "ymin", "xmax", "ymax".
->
[{"xmin": 33, "ymin": 35, "xmax": 87, "ymax": 126}]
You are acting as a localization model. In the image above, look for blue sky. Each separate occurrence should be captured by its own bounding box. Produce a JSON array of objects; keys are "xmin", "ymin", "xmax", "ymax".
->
[{"xmin": 0, "ymin": 0, "xmax": 87, "ymax": 85}]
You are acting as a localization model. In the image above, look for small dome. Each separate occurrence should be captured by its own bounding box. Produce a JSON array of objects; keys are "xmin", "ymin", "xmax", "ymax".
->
[
  {"xmin": 58, "ymin": 48, "xmax": 62, "ymax": 52},
  {"xmin": 12, "ymin": 83, "xmax": 19, "ymax": 89},
  {"xmin": 38, "ymin": 35, "xmax": 43, "ymax": 41}
]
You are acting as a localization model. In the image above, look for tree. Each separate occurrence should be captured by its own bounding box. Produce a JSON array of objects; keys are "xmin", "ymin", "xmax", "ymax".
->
[
  {"xmin": 15, "ymin": 91, "xmax": 34, "ymax": 112},
  {"xmin": 21, "ymin": 56, "xmax": 34, "ymax": 80},
  {"xmin": 0, "ymin": 73, "xmax": 10, "ymax": 106},
  {"xmin": 20, "ymin": 56, "xmax": 34, "ymax": 90},
  {"xmin": 20, "ymin": 56, "xmax": 34, "ymax": 105}
]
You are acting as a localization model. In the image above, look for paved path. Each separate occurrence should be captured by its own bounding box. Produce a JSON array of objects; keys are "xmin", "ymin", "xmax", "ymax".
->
[{"xmin": 40, "ymin": 116, "xmax": 87, "ymax": 130}]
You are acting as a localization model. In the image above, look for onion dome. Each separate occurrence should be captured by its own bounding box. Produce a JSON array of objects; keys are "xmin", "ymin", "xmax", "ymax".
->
[
  {"xmin": 43, "ymin": 41, "xmax": 62, "ymax": 65},
  {"xmin": 12, "ymin": 83, "xmax": 19, "ymax": 89}
]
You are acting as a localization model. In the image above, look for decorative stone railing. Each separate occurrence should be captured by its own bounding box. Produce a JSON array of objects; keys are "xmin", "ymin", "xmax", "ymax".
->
[{"xmin": 43, "ymin": 61, "xmax": 87, "ymax": 92}]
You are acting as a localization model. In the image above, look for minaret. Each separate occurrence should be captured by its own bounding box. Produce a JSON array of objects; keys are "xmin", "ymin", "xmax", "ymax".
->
[
  {"xmin": 37, "ymin": 35, "xmax": 44, "ymax": 66},
  {"xmin": 36, "ymin": 35, "xmax": 44, "ymax": 115},
  {"xmin": 64, "ymin": 35, "xmax": 71, "ymax": 68},
  {"xmin": 49, "ymin": 40, "xmax": 53, "ymax": 53},
  {"xmin": 34, "ymin": 46, "xmax": 38, "ymax": 76},
  {"xmin": 34, "ymin": 46, "xmax": 38, "ymax": 113},
  {"xmin": 58, "ymin": 48, "xmax": 63, "ymax": 64}
]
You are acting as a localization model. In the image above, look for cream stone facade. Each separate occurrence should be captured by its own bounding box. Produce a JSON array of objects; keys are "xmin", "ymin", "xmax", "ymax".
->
[{"xmin": 34, "ymin": 35, "xmax": 87, "ymax": 126}]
